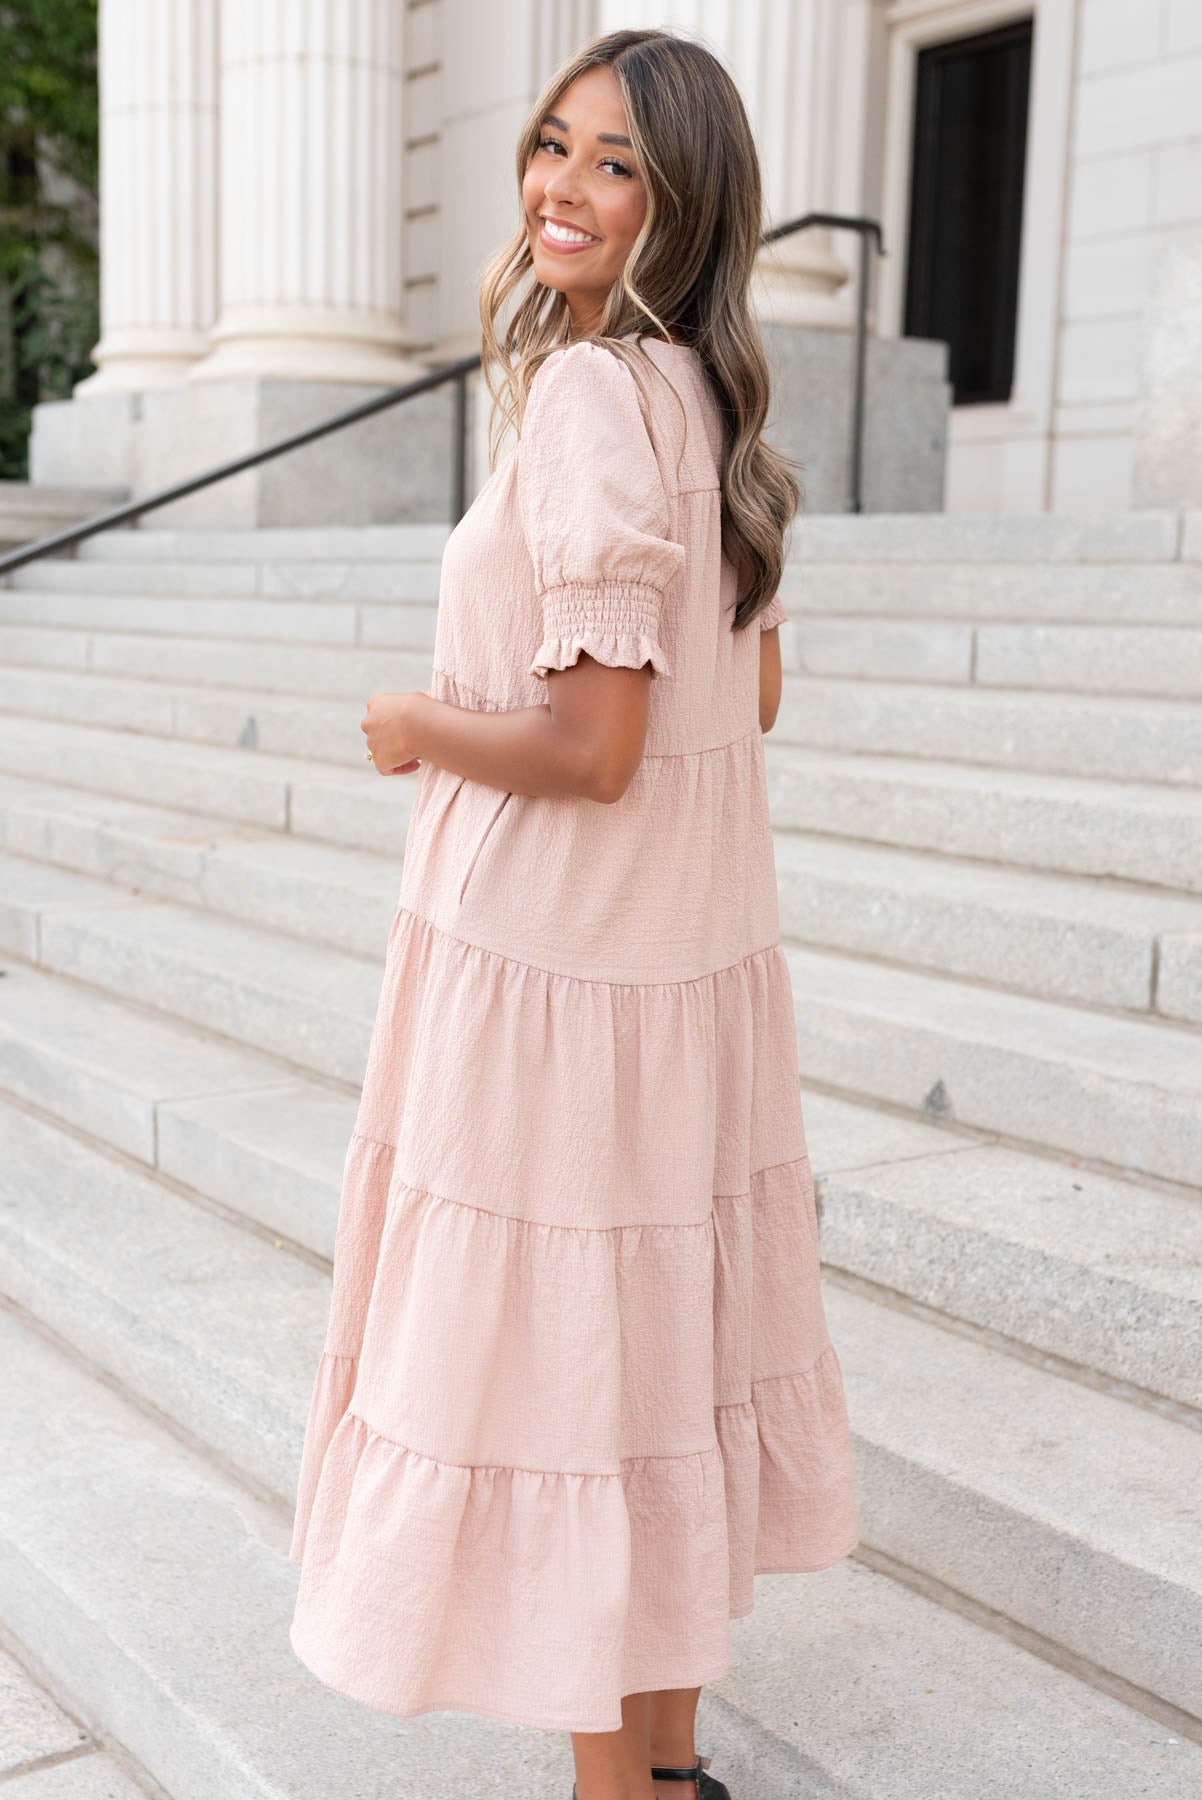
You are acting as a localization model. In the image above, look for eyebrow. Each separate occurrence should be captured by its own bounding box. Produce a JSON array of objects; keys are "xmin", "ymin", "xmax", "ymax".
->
[{"xmin": 542, "ymin": 112, "xmax": 633, "ymax": 149}]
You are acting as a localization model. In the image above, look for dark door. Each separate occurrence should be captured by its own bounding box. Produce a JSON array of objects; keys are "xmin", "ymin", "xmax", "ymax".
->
[{"xmin": 904, "ymin": 18, "xmax": 1033, "ymax": 405}]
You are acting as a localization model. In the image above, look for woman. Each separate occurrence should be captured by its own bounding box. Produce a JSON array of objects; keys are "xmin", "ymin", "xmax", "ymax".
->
[{"xmin": 288, "ymin": 26, "xmax": 858, "ymax": 1800}]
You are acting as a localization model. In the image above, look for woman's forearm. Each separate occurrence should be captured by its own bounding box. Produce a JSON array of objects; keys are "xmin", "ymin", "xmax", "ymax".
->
[{"xmin": 402, "ymin": 692, "xmax": 602, "ymax": 801}]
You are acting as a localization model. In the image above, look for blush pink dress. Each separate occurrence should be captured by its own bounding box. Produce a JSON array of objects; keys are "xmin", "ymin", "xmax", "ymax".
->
[{"xmin": 287, "ymin": 334, "xmax": 859, "ymax": 1734}]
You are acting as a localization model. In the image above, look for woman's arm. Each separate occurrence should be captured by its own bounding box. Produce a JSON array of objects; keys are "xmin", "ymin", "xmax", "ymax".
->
[
  {"xmin": 759, "ymin": 623, "xmax": 782, "ymax": 732},
  {"xmin": 363, "ymin": 655, "xmax": 652, "ymax": 804}
]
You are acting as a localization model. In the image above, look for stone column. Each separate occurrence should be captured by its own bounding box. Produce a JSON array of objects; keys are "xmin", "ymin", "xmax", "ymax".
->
[
  {"xmin": 76, "ymin": 0, "xmax": 218, "ymax": 394},
  {"xmin": 189, "ymin": 0, "xmax": 421, "ymax": 384}
]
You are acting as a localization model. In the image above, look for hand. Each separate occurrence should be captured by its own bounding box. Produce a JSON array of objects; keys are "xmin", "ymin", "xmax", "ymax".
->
[{"xmin": 361, "ymin": 691, "xmax": 424, "ymax": 775}]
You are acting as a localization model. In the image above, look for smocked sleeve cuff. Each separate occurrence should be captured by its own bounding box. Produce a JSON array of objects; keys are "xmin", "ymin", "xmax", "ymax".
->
[{"xmin": 529, "ymin": 581, "xmax": 671, "ymax": 680}]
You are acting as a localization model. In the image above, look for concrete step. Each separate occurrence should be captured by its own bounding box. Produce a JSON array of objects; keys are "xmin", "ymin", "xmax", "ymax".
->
[
  {"xmin": 0, "ymin": 717, "xmax": 411, "ymax": 843},
  {"xmin": 0, "ymin": 666, "xmax": 373, "ymax": 766},
  {"xmin": 787, "ymin": 510, "xmax": 1187, "ymax": 564},
  {"xmin": 32, "ymin": 626, "xmax": 431, "ymax": 694},
  {"xmin": 0, "ymin": 1102, "xmax": 326, "ymax": 1504},
  {"xmin": 765, "ymin": 745, "xmax": 1202, "ymax": 895},
  {"xmin": 778, "ymin": 677, "xmax": 1202, "ymax": 786},
  {"xmin": 72, "ymin": 523, "xmax": 452, "ymax": 561},
  {"xmin": 0, "ymin": 961, "xmax": 340, "ymax": 1229},
  {"xmin": 828, "ymin": 1282, "xmax": 1202, "ymax": 1723},
  {"xmin": 0, "ymin": 1641, "xmax": 150, "ymax": 1797},
  {"xmin": 0, "ymin": 784, "xmax": 401, "ymax": 955},
  {"xmin": 21, "ymin": 881, "xmax": 380, "ymax": 1086},
  {"xmin": 6, "ymin": 553, "xmax": 444, "ymax": 598},
  {"xmin": 787, "ymin": 944, "xmax": 1202, "ymax": 1189},
  {"xmin": 0, "ymin": 584, "xmax": 438, "ymax": 648},
  {"xmin": 791, "ymin": 617, "xmax": 1202, "ymax": 698},
  {"xmin": 0, "ymin": 957, "xmax": 351, "ymax": 1262},
  {"xmin": 803, "ymin": 1091, "xmax": 1202, "ymax": 1412},
  {"xmin": 976, "ymin": 622, "xmax": 1202, "ymax": 699},
  {"xmin": 5, "ymin": 1310, "xmax": 1196, "ymax": 1800},
  {"xmin": 0, "ymin": 844, "xmax": 380, "ymax": 1083},
  {"xmin": 722, "ymin": 1555, "xmax": 1199, "ymax": 1798},
  {"xmin": 775, "ymin": 831, "xmax": 1202, "ymax": 1013},
  {"xmin": 782, "ymin": 560, "xmax": 1202, "ymax": 624}
]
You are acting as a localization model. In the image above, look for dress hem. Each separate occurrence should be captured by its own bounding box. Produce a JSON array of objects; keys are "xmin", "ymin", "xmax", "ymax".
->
[
  {"xmin": 289, "ymin": 1530, "xmax": 859, "ymax": 1735},
  {"xmin": 289, "ymin": 1615, "xmax": 734, "ymax": 1734}
]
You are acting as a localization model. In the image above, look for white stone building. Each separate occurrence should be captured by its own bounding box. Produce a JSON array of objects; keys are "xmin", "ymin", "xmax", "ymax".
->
[{"xmin": 31, "ymin": 0, "xmax": 1202, "ymax": 517}]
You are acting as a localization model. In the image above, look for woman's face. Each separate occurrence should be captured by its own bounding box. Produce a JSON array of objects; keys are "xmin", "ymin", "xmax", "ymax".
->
[{"xmin": 522, "ymin": 65, "xmax": 649, "ymax": 337}]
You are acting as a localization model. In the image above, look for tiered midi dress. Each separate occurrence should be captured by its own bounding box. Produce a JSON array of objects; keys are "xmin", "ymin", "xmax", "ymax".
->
[{"xmin": 287, "ymin": 334, "xmax": 859, "ymax": 1735}]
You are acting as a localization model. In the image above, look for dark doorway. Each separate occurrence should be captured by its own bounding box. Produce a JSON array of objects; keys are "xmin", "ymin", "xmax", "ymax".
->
[{"xmin": 903, "ymin": 18, "xmax": 1033, "ymax": 405}]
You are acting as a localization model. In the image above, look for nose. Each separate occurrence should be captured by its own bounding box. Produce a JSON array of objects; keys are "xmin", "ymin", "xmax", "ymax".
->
[{"xmin": 543, "ymin": 162, "xmax": 582, "ymax": 204}]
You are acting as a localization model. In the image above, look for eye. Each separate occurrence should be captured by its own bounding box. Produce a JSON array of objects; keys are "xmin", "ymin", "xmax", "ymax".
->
[{"xmin": 537, "ymin": 135, "xmax": 633, "ymax": 179}]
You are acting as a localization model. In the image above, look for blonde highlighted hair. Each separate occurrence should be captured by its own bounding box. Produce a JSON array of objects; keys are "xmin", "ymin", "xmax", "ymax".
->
[{"xmin": 477, "ymin": 26, "xmax": 801, "ymax": 629}]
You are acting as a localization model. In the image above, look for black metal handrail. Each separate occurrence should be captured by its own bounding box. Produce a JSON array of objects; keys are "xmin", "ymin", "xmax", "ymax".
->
[
  {"xmin": 764, "ymin": 212, "xmax": 887, "ymax": 514},
  {"xmin": 0, "ymin": 211, "xmax": 884, "ymax": 577}
]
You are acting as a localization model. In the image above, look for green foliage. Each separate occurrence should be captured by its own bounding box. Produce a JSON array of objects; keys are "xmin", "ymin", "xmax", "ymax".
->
[{"xmin": 0, "ymin": 0, "xmax": 100, "ymax": 478}]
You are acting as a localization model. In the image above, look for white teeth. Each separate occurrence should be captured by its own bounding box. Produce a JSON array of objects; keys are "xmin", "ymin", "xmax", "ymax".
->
[{"xmin": 542, "ymin": 219, "xmax": 597, "ymax": 244}]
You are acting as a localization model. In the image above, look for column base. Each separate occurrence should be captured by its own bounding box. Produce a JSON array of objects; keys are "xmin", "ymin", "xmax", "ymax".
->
[
  {"xmin": 753, "ymin": 239, "xmax": 855, "ymax": 330},
  {"xmin": 74, "ymin": 327, "xmax": 214, "ymax": 396},
  {"xmin": 187, "ymin": 306, "xmax": 425, "ymax": 388},
  {"xmin": 31, "ymin": 376, "xmax": 458, "ymax": 527}
]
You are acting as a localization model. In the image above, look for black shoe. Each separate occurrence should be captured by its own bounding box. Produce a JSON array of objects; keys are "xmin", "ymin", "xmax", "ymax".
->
[
  {"xmin": 569, "ymin": 1751, "xmax": 731, "ymax": 1800},
  {"xmin": 650, "ymin": 1752, "xmax": 731, "ymax": 1799}
]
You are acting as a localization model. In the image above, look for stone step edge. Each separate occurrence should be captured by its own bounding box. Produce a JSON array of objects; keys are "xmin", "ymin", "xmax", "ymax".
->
[
  {"xmin": 823, "ymin": 1259, "xmax": 1202, "ymax": 1433},
  {"xmin": 852, "ymin": 1537, "xmax": 1202, "ymax": 1749}
]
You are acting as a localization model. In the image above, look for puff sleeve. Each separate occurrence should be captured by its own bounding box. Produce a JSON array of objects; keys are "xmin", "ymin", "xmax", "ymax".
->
[
  {"xmin": 517, "ymin": 342, "xmax": 686, "ymax": 681},
  {"xmin": 758, "ymin": 593, "xmax": 788, "ymax": 629}
]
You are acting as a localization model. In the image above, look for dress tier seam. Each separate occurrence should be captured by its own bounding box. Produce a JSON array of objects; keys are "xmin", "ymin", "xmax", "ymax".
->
[
  {"xmin": 352, "ymin": 1150, "xmax": 813, "ymax": 1235},
  {"xmin": 335, "ymin": 1349, "xmax": 841, "ymax": 1481},
  {"xmin": 394, "ymin": 901, "xmax": 783, "ymax": 989}
]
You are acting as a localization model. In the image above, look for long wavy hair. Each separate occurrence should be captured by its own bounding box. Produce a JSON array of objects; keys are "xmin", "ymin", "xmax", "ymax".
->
[{"xmin": 477, "ymin": 27, "xmax": 801, "ymax": 630}]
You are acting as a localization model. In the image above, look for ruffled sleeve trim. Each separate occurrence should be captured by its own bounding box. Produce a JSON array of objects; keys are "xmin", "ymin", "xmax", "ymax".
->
[
  {"xmin": 758, "ymin": 593, "xmax": 788, "ymax": 630},
  {"xmin": 529, "ymin": 580, "xmax": 671, "ymax": 680}
]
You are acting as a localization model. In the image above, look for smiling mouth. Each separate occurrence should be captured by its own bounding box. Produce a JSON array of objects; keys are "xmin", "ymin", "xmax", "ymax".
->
[{"xmin": 538, "ymin": 216, "xmax": 602, "ymax": 251}]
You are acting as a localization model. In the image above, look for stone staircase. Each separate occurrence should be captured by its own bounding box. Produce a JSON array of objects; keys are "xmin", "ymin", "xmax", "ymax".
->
[{"xmin": 0, "ymin": 514, "xmax": 1199, "ymax": 1799}]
